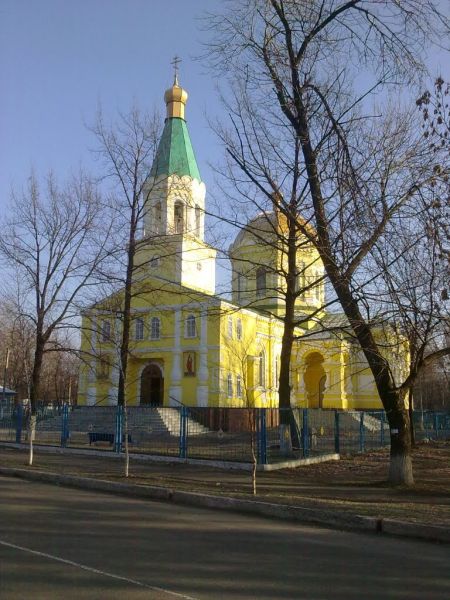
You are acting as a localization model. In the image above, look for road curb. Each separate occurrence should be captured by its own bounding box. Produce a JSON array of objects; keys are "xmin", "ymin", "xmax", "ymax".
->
[
  {"xmin": 1, "ymin": 466, "xmax": 449, "ymax": 544},
  {"xmin": 0, "ymin": 442, "xmax": 338, "ymax": 471}
]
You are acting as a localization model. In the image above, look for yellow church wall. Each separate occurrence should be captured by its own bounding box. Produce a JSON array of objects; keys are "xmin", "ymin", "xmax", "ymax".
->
[
  {"xmin": 230, "ymin": 214, "xmax": 326, "ymax": 319},
  {"xmin": 77, "ymin": 76, "xmax": 408, "ymax": 414},
  {"xmin": 78, "ymin": 294, "xmax": 395, "ymax": 411}
]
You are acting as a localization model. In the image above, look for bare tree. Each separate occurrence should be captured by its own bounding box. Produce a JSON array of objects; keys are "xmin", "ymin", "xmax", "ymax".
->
[
  {"xmin": 205, "ymin": 0, "xmax": 450, "ymax": 484},
  {"xmin": 0, "ymin": 172, "xmax": 110, "ymax": 465},
  {"xmin": 88, "ymin": 107, "xmax": 165, "ymax": 476},
  {"xmin": 0, "ymin": 298, "xmax": 34, "ymax": 401},
  {"xmin": 90, "ymin": 107, "xmax": 161, "ymax": 409}
]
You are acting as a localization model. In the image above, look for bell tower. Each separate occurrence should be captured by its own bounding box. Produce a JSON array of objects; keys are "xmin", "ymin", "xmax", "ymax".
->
[{"xmin": 137, "ymin": 65, "xmax": 216, "ymax": 295}]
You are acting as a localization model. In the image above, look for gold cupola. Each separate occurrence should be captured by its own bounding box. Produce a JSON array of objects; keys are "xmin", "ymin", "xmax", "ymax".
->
[{"xmin": 164, "ymin": 75, "xmax": 188, "ymax": 120}]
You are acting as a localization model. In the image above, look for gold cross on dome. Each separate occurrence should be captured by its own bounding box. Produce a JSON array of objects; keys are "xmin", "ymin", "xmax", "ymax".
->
[{"xmin": 171, "ymin": 55, "xmax": 182, "ymax": 84}]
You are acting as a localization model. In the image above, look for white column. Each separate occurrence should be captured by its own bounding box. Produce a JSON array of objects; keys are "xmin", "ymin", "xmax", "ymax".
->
[
  {"xmin": 197, "ymin": 310, "xmax": 209, "ymax": 407},
  {"xmin": 86, "ymin": 386, "xmax": 96, "ymax": 406},
  {"xmin": 108, "ymin": 363, "xmax": 119, "ymax": 406},
  {"xmin": 169, "ymin": 308, "xmax": 182, "ymax": 407}
]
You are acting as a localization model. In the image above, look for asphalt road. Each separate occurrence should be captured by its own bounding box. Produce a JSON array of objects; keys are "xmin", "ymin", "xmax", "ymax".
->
[{"xmin": 0, "ymin": 476, "xmax": 449, "ymax": 600}]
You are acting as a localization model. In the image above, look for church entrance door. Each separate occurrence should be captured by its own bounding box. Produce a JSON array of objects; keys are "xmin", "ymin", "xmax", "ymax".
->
[
  {"xmin": 303, "ymin": 352, "xmax": 326, "ymax": 408},
  {"xmin": 140, "ymin": 363, "xmax": 164, "ymax": 407}
]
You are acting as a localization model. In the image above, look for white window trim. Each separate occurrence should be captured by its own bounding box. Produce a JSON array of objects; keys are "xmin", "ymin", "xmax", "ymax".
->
[
  {"xmin": 227, "ymin": 373, "xmax": 233, "ymax": 398},
  {"xmin": 185, "ymin": 314, "xmax": 197, "ymax": 338},
  {"xmin": 135, "ymin": 318, "xmax": 144, "ymax": 341},
  {"xmin": 236, "ymin": 374, "xmax": 242, "ymax": 398},
  {"xmin": 227, "ymin": 316, "xmax": 233, "ymax": 339},
  {"xmin": 101, "ymin": 320, "xmax": 111, "ymax": 342},
  {"xmin": 150, "ymin": 316, "xmax": 160, "ymax": 340}
]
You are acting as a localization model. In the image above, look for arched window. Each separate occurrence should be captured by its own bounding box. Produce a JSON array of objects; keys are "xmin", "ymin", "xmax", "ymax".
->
[
  {"xmin": 305, "ymin": 271, "xmax": 314, "ymax": 296},
  {"xmin": 195, "ymin": 204, "xmax": 201, "ymax": 236},
  {"xmin": 135, "ymin": 318, "xmax": 144, "ymax": 341},
  {"xmin": 314, "ymin": 270, "xmax": 322, "ymax": 300},
  {"xmin": 150, "ymin": 255, "xmax": 160, "ymax": 268},
  {"xmin": 237, "ymin": 273, "xmax": 244, "ymax": 302},
  {"xmin": 101, "ymin": 320, "xmax": 111, "ymax": 342},
  {"xmin": 258, "ymin": 350, "xmax": 266, "ymax": 387},
  {"xmin": 97, "ymin": 356, "xmax": 110, "ymax": 380},
  {"xmin": 227, "ymin": 373, "xmax": 233, "ymax": 398},
  {"xmin": 186, "ymin": 314, "xmax": 196, "ymax": 338},
  {"xmin": 256, "ymin": 268, "xmax": 267, "ymax": 298},
  {"xmin": 227, "ymin": 316, "xmax": 233, "ymax": 338},
  {"xmin": 174, "ymin": 201, "xmax": 184, "ymax": 234},
  {"xmin": 154, "ymin": 202, "xmax": 162, "ymax": 233},
  {"xmin": 296, "ymin": 262, "xmax": 305, "ymax": 295},
  {"xmin": 236, "ymin": 374, "xmax": 242, "ymax": 398},
  {"xmin": 150, "ymin": 317, "xmax": 160, "ymax": 340},
  {"xmin": 236, "ymin": 318, "xmax": 242, "ymax": 341}
]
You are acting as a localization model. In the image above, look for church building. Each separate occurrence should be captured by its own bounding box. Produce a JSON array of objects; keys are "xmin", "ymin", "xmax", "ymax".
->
[{"xmin": 78, "ymin": 75, "xmax": 390, "ymax": 410}]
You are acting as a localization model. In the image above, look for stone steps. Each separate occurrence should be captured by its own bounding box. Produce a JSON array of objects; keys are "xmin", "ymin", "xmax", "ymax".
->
[
  {"xmin": 339, "ymin": 411, "xmax": 386, "ymax": 433},
  {"xmin": 36, "ymin": 406, "xmax": 209, "ymax": 437}
]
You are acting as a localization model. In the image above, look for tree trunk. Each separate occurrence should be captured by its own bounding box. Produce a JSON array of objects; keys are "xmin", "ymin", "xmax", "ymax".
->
[
  {"xmin": 117, "ymin": 206, "xmax": 137, "ymax": 408},
  {"xmin": 387, "ymin": 392, "xmax": 414, "ymax": 486},
  {"xmin": 278, "ymin": 223, "xmax": 297, "ymax": 454},
  {"xmin": 408, "ymin": 388, "xmax": 416, "ymax": 447},
  {"xmin": 28, "ymin": 338, "xmax": 45, "ymax": 466},
  {"xmin": 293, "ymin": 94, "xmax": 414, "ymax": 485}
]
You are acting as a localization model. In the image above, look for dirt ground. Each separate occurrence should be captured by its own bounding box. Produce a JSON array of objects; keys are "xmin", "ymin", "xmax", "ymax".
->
[
  {"xmin": 288, "ymin": 440, "xmax": 450, "ymax": 493},
  {"xmin": 1, "ymin": 440, "xmax": 449, "ymax": 527}
]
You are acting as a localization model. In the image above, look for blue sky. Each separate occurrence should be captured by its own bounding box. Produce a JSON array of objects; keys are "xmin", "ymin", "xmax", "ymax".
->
[
  {"xmin": 1, "ymin": 0, "xmax": 448, "ymax": 232},
  {"xmin": 0, "ymin": 0, "xmax": 221, "ymax": 213}
]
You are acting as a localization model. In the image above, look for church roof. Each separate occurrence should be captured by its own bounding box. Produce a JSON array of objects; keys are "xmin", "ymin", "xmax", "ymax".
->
[{"xmin": 150, "ymin": 117, "xmax": 201, "ymax": 181}]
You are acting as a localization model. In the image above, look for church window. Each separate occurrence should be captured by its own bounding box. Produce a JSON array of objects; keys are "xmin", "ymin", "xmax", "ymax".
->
[
  {"xmin": 135, "ymin": 318, "xmax": 144, "ymax": 341},
  {"xmin": 227, "ymin": 373, "xmax": 233, "ymax": 398},
  {"xmin": 256, "ymin": 268, "xmax": 267, "ymax": 298},
  {"xmin": 305, "ymin": 272, "xmax": 314, "ymax": 296},
  {"xmin": 237, "ymin": 273, "xmax": 244, "ymax": 302},
  {"xmin": 150, "ymin": 317, "xmax": 160, "ymax": 340},
  {"xmin": 186, "ymin": 314, "xmax": 197, "ymax": 338},
  {"xmin": 195, "ymin": 204, "xmax": 201, "ymax": 236},
  {"xmin": 236, "ymin": 318, "xmax": 242, "ymax": 340},
  {"xmin": 314, "ymin": 271, "xmax": 322, "ymax": 301},
  {"xmin": 150, "ymin": 255, "xmax": 160, "ymax": 268},
  {"xmin": 196, "ymin": 262, "xmax": 202, "ymax": 271},
  {"xmin": 154, "ymin": 202, "xmax": 162, "ymax": 233},
  {"xmin": 101, "ymin": 320, "xmax": 111, "ymax": 342},
  {"xmin": 174, "ymin": 201, "xmax": 184, "ymax": 234},
  {"xmin": 236, "ymin": 374, "xmax": 242, "ymax": 398},
  {"xmin": 97, "ymin": 357, "xmax": 110, "ymax": 380},
  {"xmin": 258, "ymin": 350, "xmax": 266, "ymax": 387},
  {"xmin": 227, "ymin": 316, "xmax": 233, "ymax": 338},
  {"xmin": 296, "ymin": 262, "xmax": 305, "ymax": 295}
]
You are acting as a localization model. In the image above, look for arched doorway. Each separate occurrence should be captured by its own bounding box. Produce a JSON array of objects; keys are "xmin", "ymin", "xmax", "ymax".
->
[
  {"xmin": 140, "ymin": 363, "xmax": 164, "ymax": 406},
  {"xmin": 303, "ymin": 352, "xmax": 326, "ymax": 408}
]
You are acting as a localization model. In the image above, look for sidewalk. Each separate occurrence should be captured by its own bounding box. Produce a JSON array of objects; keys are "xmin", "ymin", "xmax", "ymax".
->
[{"xmin": 1, "ymin": 442, "xmax": 449, "ymax": 543}]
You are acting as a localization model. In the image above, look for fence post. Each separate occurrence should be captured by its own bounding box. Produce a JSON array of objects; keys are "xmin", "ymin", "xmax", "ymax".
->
[
  {"xmin": 302, "ymin": 408, "xmax": 309, "ymax": 458},
  {"xmin": 359, "ymin": 411, "xmax": 365, "ymax": 453},
  {"xmin": 179, "ymin": 406, "xmax": 187, "ymax": 459},
  {"xmin": 380, "ymin": 411, "xmax": 385, "ymax": 446},
  {"xmin": 434, "ymin": 413, "xmax": 439, "ymax": 440},
  {"xmin": 114, "ymin": 405, "xmax": 123, "ymax": 453},
  {"xmin": 60, "ymin": 403, "xmax": 69, "ymax": 447},
  {"xmin": 334, "ymin": 410, "xmax": 340, "ymax": 454},
  {"xmin": 15, "ymin": 403, "xmax": 23, "ymax": 444}
]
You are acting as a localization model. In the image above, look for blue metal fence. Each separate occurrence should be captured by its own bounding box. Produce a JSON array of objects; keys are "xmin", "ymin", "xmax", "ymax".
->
[{"xmin": 0, "ymin": 402, "xmax": 448, "ymax": 465}]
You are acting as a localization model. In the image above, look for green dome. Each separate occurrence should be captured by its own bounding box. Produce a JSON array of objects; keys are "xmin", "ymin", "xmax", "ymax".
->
[{"xmin": 150, "ymin": 117, "xmax": 201, "ymax": 181}]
